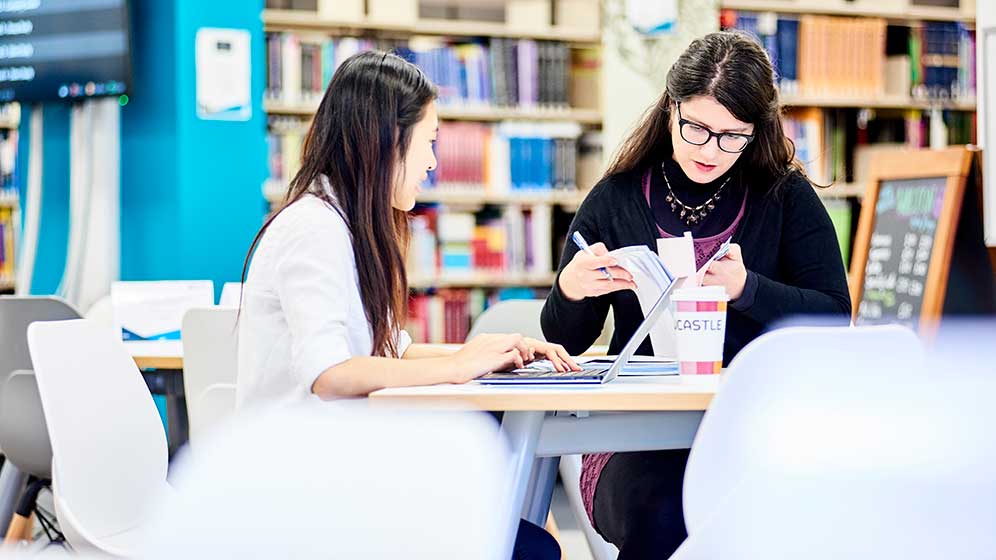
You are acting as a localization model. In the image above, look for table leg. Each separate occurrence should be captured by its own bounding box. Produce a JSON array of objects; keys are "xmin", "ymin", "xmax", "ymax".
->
[
  {"xmin": 0, "ymin": 462, "xmax": 27, "ymax": 537},
  {"xmin": 140, "ymin": 370, "xmax": 188, "ymax": 457},
  {"xmin": 522, "ymin": 456, "xmax": 560, "ymax": 527},
  {"xmin": 498, "ymin": 410, "xmax": 545, "ymax": 560}
]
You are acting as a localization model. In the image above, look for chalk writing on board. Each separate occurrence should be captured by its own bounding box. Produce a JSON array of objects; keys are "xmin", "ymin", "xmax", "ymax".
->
[{"xmin": 857, "ymin": 178, "xmax": 944, "ymax": 328}]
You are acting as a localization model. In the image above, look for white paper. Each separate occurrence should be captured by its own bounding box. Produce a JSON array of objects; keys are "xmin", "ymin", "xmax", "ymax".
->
[
  {"xmin": 657, "ymin": 233, "xmax": 697, "ymax": 289},
  {"xmin": 609, "ymin": 245, "xmax": 678, "ymax": 359},
  {"xmin": 196, "ymin": 28, "xmax": 251, "ymax": 121},
  {"xmin": 111, "ymin": 280, "xmax": 214, "ymax": 341}
]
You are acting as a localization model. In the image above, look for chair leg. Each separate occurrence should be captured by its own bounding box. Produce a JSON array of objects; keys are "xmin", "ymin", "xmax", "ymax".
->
[
  {"xmin": 545, "ymin": 512, "xmax": 566, "ymax": 560},
  {"xmin": 3, "ymin": 513, "xmax": 30, "ymax": 544}
]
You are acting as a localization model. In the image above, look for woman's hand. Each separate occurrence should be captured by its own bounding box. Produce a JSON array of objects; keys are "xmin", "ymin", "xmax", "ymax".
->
[
  {"xmin": 446, "ymin": 333, "xmax": 532, "ymax": 384},
  {"xmin": 521, "ymin": 338, "xmax": 581, "ymax": 372},
  {"xmin": 702, "ymin": 243, "xmax": 747, "ymax": 300},
  {"xmin": 558, "ymin": 242, "xmax": 637, "ymax": 301}
]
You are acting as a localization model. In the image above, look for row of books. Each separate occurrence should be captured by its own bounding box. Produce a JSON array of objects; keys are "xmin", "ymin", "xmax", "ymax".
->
[
  {"xmin": 265, "ymin": 33, "xmax": 577, "ymax": 109},
  {"xmin": 427, "ymin": 121, "xmax": 581, "ymax": 192},
  {"xmin": 267, "ymin": 118, "xmax": 584, "ymax": 193},
  {"xmin": 0, "ymin": 130, "xmax": 17, "ymax": 192},
  {"xmin": 0, "ymin": 202, "xmax": 17, "ymax": 288},
  {"xmin": 407, "ymin": 289, "xmax": 544, "ymax": 344},
  {"xmin": 722, "ymin": 11, "xmax": 976, "ymax": 103},
  {"xmin": 408, "ymin": 205, "xmax": 554, "ymax": 279},
  {"xmin": 783, "ymin": 107, "xmax": 976, "ymax": 186}
]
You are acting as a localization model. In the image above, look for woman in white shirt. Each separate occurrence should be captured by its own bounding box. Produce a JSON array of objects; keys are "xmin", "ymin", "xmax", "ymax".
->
[{"xmin": 238, "ymin": 51, "xmax": 571, "ymax": 559}]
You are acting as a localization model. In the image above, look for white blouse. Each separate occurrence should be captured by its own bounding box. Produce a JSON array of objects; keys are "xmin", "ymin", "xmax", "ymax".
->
[{"xmin": 236, "ymin": 182, "xmax": 411, "ymax": 409}]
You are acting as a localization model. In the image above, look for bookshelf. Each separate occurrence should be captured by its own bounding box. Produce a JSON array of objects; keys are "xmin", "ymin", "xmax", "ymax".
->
[
  {"xmin": 409, "ymin": 272, "xmax": 556, "ymax": 289},
  {"xmin": 779, "ymin": 94, "xmax": 976, "ymax": 111},
  {"xmin": 265, "ymin": 100, "xmax": 603, "ymax": 124},
  {"xmin": 0, "ymin": 105, "xmax": 19, "ymax": 294},
  {"xmin": 262, "ymin": 9, "xmax": 602, "ymax": 43},
  {"xmin": 719, "ymin": 0, "xmax": 975, "ymax": 24},
  {"xmin": 722, "ymin": 1, "xmax": 977, "ymax": 279},
  {"xmin": 262, "ymin": 3, "xmax": 604, "ymax": 342},
  {"xmin": 263, "ymin": 180, "xmax": 588, "ymax": 208}
]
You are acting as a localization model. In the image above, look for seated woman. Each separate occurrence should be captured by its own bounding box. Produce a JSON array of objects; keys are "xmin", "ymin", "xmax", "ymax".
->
[
  {"xmin": 237, "ymin": 50, "xmax": 575, "ymax": 560},
  {"xmin": 541, "ymin": 31, "xmax": 851, "ymax": 559}
]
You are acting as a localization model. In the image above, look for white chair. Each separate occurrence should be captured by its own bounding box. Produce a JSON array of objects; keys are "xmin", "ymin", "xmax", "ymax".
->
[
  {"xmin": 669, "ymin": 324, "xmax": 990, "ymax": 560},
  {"xmin": 180, "ymin": 307, "xmax": 239, "ymax": 447},
  {"xmin": 142, "ymin": 403, "xmax": 512, "ymax": 559},
  {"xmin": 467, "ymin": 299, "xmax": 547, "ymax": 340},
  {"xmin": 27, "ymin": 319, "xmax": 173, "ymax": 556},
  {"xmin": 82, "ymin": 294, "xmax": 112, "ymax": 328}
]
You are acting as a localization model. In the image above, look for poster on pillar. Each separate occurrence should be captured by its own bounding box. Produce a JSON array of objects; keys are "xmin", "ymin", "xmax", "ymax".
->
[{"xmin": 195, "ymin": 28, "xmax": 251, "ymax": 121}]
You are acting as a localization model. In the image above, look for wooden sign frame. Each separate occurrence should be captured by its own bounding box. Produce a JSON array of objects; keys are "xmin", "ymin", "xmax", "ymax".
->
[{"xmin": 849, "ymin": 146, "xmax": 975, "ymax": 331}]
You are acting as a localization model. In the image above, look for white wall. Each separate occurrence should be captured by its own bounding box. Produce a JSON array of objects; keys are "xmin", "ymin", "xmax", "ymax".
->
[
  {"xmin": 600, "ymin": 0, "xmax": 719, "ymax": 169},
  {"xmin": 978, "ymin": 2, "xmax": 996, "ymax": 245}
]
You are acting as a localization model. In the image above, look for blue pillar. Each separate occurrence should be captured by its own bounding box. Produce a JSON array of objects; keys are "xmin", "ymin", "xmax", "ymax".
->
[{"xmin": 121, "ymin": 0, "xmax": 267, "ymax": 301}]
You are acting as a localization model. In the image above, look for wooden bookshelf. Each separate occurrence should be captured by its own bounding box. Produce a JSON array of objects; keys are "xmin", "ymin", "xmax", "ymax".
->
[
  {"xmin": 263, "ymin": 181, "xmax": 589, "ymax": 208},
  {"xmin": 262, "ymin": 9, "xmax": 601, "ymax": 43},
  {"xmin": 780, "ymin": 94, "xmax": 976, "ymax": 111},
  {"xmin": 416, "ymin": 189, "xmax": 587, "ymax": 207},
  {"xmin": 265, "ymin": 101, "xmax": 602, "ymax": 124},
  {"xmin": 720, "ymin": 0, "xmax": 975, "ymax": 24},
  {"xmin": 409, "ymin": 272, "xmax": 556, "ymax": 289}
]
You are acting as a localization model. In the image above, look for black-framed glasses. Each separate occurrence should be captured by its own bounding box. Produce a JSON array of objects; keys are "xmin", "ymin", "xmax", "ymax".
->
[{"xmin": 675, "ymin": 102, "xmax": 754, "ymax": 153}]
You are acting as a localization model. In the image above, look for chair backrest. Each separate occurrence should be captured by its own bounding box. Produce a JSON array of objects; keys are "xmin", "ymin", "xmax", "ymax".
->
[
  {"xmin": 0, "ymin": 370, "xmax": 52, "ymax": 478},
  {"xmin": 0, "ymin": 296, "xmax": 80, "ymax": 380},
  {"xmin": 682, "ymin": 324, "xmax": 926, "ymax": 532},
  {"xmin": 143, "ymin": 403, "xmax": 511, "ymax": 559},
  {"xmin": 467, "ymin": 299, "xmax": 546, "ymax": 341},
  {"xmin": 218, "ymin": 282, "xmax": 242, "ymax": 308},
  {"xmin": 27, "ymin": 319, "xmax": 168, "ymax": 541},
  {"xmin": 181, "ymin": 308, "xmax": 239, "ymax": 443}
]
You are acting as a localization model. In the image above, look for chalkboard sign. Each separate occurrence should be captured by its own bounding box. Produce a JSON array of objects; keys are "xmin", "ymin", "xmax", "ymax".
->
[{"xmin": 850, "ymin": 147, "xmax": 974, "ymax": 331}]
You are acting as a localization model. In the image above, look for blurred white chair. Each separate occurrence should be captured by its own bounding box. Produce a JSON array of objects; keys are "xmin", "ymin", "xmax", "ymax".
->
[
  {"xmin": 669, "ymin": 324, "xmax": 987, "ymax": 560},
  {"xmin": 143, "ymin": 403, "xmax": 511, "ymax": 559},
  {"xmin": 27, "ymin": 319, "xmax": 173, "ymax": 556},
  {"xmin": 218, "ymin": 282, "xmax": 242, "ymax": 308},
  {"xmin": 180, "ymin": 308, "xmax": 239, "ymax": 447},
  {"xmin": 467, "ymin": 299, "xmax": 546, "ymax": 340},
  {"xmin": 82, "ymin": 295, "xmax": 112, "ymax": 328}
]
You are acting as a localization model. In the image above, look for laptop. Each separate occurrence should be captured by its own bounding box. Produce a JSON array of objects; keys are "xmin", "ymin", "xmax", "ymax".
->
[{"xmin": 477, "ymin": 268, "xmax": 681, "ymax": 386}]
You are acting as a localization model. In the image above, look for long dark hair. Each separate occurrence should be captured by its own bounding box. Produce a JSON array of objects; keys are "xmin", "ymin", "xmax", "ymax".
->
[
  {"xmin": 605, "ymin": 31, "xmax": 813, "ymax": 192},
  {"xmin": 243, "ymin": 51, "xmax": 437, "ymax": 358}
]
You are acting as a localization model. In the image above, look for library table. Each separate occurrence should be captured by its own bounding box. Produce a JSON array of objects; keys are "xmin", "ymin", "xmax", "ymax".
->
[{"xmin": 369, "ymin": 374, "xmax": 720, "ymax": 560}]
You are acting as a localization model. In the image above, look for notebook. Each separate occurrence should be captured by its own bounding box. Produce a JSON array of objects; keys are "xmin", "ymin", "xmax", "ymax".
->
[{"xmin": 477, "ymin": 251, "xmax": 681, "ymax": 385}]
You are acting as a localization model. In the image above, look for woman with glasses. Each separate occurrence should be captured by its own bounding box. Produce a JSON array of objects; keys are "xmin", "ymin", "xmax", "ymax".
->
[{"xmin": 540, "ymin": 32, "xmax": 850, "ymax": 558}]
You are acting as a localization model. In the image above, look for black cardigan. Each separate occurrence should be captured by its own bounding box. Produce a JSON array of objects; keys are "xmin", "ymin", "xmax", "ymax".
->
[{"xmin": 541, "ymin": 168, "xmax": 852, "ymax": 363}]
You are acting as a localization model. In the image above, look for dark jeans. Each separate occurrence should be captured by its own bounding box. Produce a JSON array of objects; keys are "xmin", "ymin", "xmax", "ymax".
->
[
  {"xmin": 514, "ymin": 519, "xmax": 561, "ymax": 560},
  {"xmin": 592, "ymin": 449, "xmax": 691, "ymax": 560}
]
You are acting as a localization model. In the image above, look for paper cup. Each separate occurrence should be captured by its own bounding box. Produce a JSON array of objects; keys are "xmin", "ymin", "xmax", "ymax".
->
[{"xmin": 672, "ymin": 286, "xmax": 728, "ymax": 374}]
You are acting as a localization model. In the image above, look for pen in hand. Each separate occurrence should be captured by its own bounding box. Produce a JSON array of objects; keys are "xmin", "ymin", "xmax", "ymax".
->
[{"xmin": 571, "ymin": 231, "xmax": 615, "ymax": 281}]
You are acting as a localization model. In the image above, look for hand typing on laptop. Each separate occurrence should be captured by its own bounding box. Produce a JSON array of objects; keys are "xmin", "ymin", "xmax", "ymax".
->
[{"xmin": 447, "ymin": 335, "xmax": 581, "ymax": 384}]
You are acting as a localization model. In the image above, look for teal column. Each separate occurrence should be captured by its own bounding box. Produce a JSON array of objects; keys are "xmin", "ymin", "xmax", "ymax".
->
[{"xmin": 121, "ymin": 0, "xmax": 267, "ymax": 301}]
